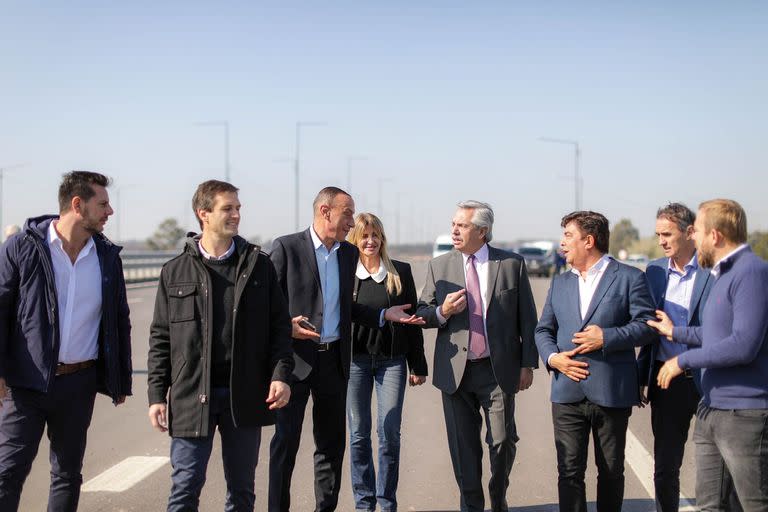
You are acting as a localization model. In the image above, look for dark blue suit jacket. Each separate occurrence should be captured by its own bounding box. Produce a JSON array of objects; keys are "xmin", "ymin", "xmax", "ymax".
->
[
  {"xmin": 636, "ymin": 256, "xmax": 713, "ymax": 388},
  {"xmin": 535, "ymin": 258, "xmax": 656, "ymax": 408}
]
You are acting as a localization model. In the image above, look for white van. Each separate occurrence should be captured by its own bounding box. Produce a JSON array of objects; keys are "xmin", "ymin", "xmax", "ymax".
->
[{"xmin": 432, "ymin": 234, "xmax": 454, "ymax": 258}]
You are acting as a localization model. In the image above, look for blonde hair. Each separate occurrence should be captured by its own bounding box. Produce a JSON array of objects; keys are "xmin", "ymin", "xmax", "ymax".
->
[
  {"xmin": 699, "ymin": 199, "xmax": 747, "ymax": 244},
  {"xmin": 348, "ymin": 213, "xmax": 402, "ymax": 296}
]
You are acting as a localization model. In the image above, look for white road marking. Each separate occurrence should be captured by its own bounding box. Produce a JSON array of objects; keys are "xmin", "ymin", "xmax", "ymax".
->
[
  {"xmin": 625, "ymin": 428, "xmax": 694, "ymax": 510},
  {"xmin": 82, "ymin": 456, "xmax": 169, "ymax": 492},
  {"xmin": 127, "ymin": 297, "xmax": 144, "ymax": 304}
]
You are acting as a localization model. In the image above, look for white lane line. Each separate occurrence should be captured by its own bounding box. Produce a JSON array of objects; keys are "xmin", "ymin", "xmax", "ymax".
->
[
  {"xmin": 625, "ymin": 428, "xmax": 694, "ymax": 510},
  {"xmin": 127, "ymin": 297, "xmax": 144, "ymax": 304},
  {"xmin": 82, "ymin": 456, "xmax": 169, "ymax": 492}
]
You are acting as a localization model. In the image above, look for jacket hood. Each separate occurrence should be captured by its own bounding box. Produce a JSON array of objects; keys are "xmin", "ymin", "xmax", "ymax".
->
[
  {"xmin": 22, "ymin": 214, "xmax": 121, "ymax": 253},
  {"xmin": 23, "ymin": 214, "xmax": 58, "ymax": 240}
]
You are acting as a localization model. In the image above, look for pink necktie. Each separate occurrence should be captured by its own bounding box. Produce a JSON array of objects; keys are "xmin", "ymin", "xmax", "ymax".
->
[{"xmin": 466, "ymin": 255, "xmax": 487, "ymax": 359}]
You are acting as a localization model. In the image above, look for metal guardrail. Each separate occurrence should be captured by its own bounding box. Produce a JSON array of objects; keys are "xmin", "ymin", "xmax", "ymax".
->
[{"xmin": 122, "ymin": 251, "xmax": 177, "ymax": 284}]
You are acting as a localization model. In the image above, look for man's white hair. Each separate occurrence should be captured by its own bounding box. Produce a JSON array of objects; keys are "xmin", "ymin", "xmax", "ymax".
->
[{"xmin": 457, "ymin": 200, "xmax": 494, "ymax": 243}]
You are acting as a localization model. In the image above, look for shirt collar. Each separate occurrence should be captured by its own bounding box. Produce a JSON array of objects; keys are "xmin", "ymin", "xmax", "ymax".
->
[
  {"xmin": 667, "ymin": 252, "xmax": 698, "ymax": 276},
  {"xmin": 356, "ymin": 260, "xmax": 388, "ymax": 283},
  {"xmin": 570, "ymin": 253, "xmax": 611, "ymax": 278},
  {"xmin": 711, "ymin": 243, "xmax": 749, "ymax": 277},
  {"xmin": 198, "ymin": 239, "xmax": 236, "ymax": 261},
  {"xmin": 310, "ymin": 225, "xmax": 340, "ymax": 253},
  {"xmin": 47, "ymin": 220, "xmax": 95, "ymax": 257},
  {"xmin": 461, "ymin": 243, "xmax": 489, "ymax": 265}
]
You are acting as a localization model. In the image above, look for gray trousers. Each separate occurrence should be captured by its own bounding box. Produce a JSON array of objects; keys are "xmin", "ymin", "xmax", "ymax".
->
[
  {"xmin": 441, "ymin": 359, "xmax": 518, "ymax": 512},
  {"xmin": 694, "ymin": 404, "xmax": 768, "ymax": 512}
]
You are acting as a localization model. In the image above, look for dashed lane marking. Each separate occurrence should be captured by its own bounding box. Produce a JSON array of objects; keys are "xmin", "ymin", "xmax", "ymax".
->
[
  {"xmin": 82, "ymin": 456, "xmax": 169, "ymax": 493},
  {"xmin": 625, "ymin": 428, "xmax": 695, "ymax": 510},
  {"xmin": 127, "ymin": 297, "xmax": 144, "ymax": 304}
]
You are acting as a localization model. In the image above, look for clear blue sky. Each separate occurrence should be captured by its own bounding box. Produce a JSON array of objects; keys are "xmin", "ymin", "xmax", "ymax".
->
[{"xmin": 1, "ymin": 1, "xmax": 766, "ymax": 244}]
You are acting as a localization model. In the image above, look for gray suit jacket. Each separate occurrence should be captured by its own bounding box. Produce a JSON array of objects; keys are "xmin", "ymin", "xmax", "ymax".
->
[{"xmin": 416, "ymin": 245, "xmax": 539, "ymax": 395}]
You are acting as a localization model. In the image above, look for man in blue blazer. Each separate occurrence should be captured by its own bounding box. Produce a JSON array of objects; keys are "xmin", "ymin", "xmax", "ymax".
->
[
  {"xmin": 535, "ymin": 211, "xmax": 656, "ymax": 512},
  {"xmin": 652, "ymin": 199, "xmax": 768, "ymax": 510},
  {"xmin": 637, "ymin": 203, "xmax": 713, "ymax": 512}
]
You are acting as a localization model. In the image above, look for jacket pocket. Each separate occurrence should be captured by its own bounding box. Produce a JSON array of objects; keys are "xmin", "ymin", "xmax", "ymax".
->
[
  {"xmin": 169, "ymin": 284, "xmax": 197, "ymax": 322},
  {"xmin": 171, "ymin": 355, "xmax": 187, "ymax": 385}
]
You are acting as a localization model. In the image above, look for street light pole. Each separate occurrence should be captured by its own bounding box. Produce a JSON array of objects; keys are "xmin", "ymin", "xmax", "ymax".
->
[
  {"xmin": 539, "ymin": 137, "xmax": 581, "ymax": 211},
  {"xmin": 195, "ymin": 121, "xmax": 230, "ymax": 182},
  {"xmin": 294, "ymin": 121, "xmax": 326, "ymax": 231},
  {"xmin": 346, "ymin": 156, "xmax": 368, "ymax": 194}
]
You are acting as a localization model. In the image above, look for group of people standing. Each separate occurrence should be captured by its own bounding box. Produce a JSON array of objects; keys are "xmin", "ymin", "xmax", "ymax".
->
[{"xmin": 0, "ymin": 171, "xmax": 766, "ymax": 512}]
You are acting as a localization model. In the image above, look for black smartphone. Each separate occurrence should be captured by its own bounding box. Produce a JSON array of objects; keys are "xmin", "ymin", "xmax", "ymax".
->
[{"xmin": 298, "ymin": 318, "xmax": 317, "ymax": 332}]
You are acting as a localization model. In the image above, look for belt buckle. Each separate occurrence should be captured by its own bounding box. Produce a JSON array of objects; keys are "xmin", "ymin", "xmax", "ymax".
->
[
  {"xmin": 316, "ymin": 342, "xmax": 331, "ymax": 352},
  {"xmin": 684, "ymin": 369, "xmax": 694, "ymax": 379}
]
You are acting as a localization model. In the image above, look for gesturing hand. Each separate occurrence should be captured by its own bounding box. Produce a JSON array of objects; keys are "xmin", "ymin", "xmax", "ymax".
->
[
  {"xmin": 385, "ymin": 305, "xmax": 427, "ymax": 325},
  {"xmin": 439, "ymin": 289, "xmax": 467, "ymax": 319}
]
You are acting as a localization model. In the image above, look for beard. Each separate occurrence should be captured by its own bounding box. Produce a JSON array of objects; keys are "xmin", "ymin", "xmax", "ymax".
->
[
  {"xmin": 698, "ymin": 245, "xmax": 715, "ymax": 268},
  {"xmin": 81, "ymin": 205, "xmax": 105, "ymax": 234}
]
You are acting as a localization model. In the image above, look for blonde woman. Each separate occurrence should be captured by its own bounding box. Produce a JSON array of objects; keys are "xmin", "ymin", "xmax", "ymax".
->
[{"xmin": 347, "ymin": 213, "xmax": 428, "ymax": 512}]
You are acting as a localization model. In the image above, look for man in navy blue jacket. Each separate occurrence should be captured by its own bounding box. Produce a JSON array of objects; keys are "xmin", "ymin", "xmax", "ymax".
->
[
  {"xmin": 652, "ymin": 199, "xmax": 768, "ymax": 510},
  {"xmin": 535, "ymin": 211, "xmax": 656, "ymax": 512},
  {"xmin": 0, "ymin": 171, "xmax": 132, "ymax": 512},
  {"xmin": 637, "ymin": 203, "xmax": 713, "ymax": 512}
]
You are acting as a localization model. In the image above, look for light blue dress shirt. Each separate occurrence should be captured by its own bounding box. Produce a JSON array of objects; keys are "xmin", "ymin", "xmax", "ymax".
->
[
  {"xmin": 310, "ymin": 227, "xmax": 341, "ymax": 343},
  {"xmin": 657, "ymin": 254, "xmax": 698, "ymax": 361}
]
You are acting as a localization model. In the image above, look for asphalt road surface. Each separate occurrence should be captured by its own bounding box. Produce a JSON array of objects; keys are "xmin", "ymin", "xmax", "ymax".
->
[{"xmin": 19, "ymin": 255, "xmax": 696, "ymax": 511}]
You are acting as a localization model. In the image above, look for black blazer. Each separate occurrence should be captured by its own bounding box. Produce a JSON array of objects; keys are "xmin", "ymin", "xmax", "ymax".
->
[{"xmin": 270, "ymin": 229, "xmax": 381, "ymax": 381}]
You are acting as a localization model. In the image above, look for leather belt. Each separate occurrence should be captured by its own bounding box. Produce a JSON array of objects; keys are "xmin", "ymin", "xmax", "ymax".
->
[
  {"xmin": 56, "ymin": 360, "xmax": 97, "ymax": 376},
  {"xmin": 467, "ymin": 357, "xmax": 490, "ymax": 364},
  {"xmin": 315, "ymin": 340, "xmax": 338, "ymax": 352}
]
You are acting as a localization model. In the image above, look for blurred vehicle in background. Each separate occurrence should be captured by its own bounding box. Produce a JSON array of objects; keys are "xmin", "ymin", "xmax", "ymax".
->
[
  {"xmin": 432, "ymin": 234, "xmax": 454, "ymax": 258},
  {"xmin": 516, "ymin": 241, "xmax": 556, "ymax": 278}
]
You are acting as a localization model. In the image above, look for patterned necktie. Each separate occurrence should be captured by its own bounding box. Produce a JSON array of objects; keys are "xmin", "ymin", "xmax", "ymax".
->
[{"xmin": 465, "ymin": 255, "xmax": 487, "ymax": 359}]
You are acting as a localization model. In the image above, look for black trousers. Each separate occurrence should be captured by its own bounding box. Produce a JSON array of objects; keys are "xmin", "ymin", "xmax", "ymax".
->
[
  {"xmin": 552, "ymin": 399, "xmax": 631, "ymax": 512},
  {"xmin": 649, "ymin": 362, "xmax": 700, "ymax": 512},
  {"xmin": 268, "ymin": 345, "xmax": 347, "ymax": 512}
]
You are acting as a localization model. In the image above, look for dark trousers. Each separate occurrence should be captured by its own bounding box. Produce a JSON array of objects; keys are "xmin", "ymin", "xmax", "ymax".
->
[
  {"xmin": 441, "ymin": 359, "xmax": 518, "ymax": 512},
  {"xmin": 0, "ymin": 366, "xmax": 98, "ymax": 512},
  {"xmin": 649, "ymin": 363, "xmax": 700, "ymax": 512},
  {"xmin": 552, "ymin": 399, "xmax": 631, "ymax": 512},
  {"xmin": 694, "ymin": 404, "xmax": 768, "ymax": 512},
  {"xmin": 269, "ymin": 345, "xmax": 347, "ymax": 512},
  {"xmin": 168, "ymin": 387, "xmax": 261, "ymax": 512}
]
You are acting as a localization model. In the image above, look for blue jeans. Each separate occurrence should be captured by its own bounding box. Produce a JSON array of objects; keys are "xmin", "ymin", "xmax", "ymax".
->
[
  {"xmin": 347, "ymin": 354, "xmax": 407, "ymax": 512},
  {"xmin": 168, "ymin": 387, "xmax": 262, "ymax": 512}
]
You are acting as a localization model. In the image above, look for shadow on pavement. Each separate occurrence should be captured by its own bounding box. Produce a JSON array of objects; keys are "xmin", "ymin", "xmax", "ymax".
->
[{"xmin": 416, "ymin": 498, "xmax": 660, "ymax": 512}]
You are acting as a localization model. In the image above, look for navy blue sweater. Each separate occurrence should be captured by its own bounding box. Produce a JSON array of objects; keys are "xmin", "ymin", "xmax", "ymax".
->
[{"xmin": 676, "ymin": 247, "xmax": 768, "ymax": 409}]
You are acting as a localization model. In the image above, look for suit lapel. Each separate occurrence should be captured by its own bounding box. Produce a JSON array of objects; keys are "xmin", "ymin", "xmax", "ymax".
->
[
  {"xmin": 580, "ymin": 259, "xmax": 618, "ymax": 329},
  {"xmin": 485, "ymin": 246, "xmax": 501, "ymax": 310},
  {"xmin": 564, "ymin": 272, "xmax": 582, "ymax": 322},
  {"xmin": 688, "ymin": 267, "xmax": 710, "ymax": 325},
  {"xmin": 452, "ymin": 250, "xmax": 467, "ymax": 288},
  {"xmin": 300, "ymin": 229, "xmax": 322, "ymax": 289}
]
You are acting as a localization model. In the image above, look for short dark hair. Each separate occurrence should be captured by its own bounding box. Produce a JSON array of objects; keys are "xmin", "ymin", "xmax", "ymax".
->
[
  {"xmin": 58, "ymin": 171, "xmax": 111, "ymax": 213},
  {"xmin": 312, "ymin": 186, "xmax": 350, "ymax": 214},
  {"xmin": 656, "ymin": 202, "xmax": 696, "ymax": 233},
  {"xmin": 192, "ymin": 180, "xmax": 239, "ymax": 229},
  {"xmin": 561, "ymin": 210, "xmax": 610, "ymax": 253}
]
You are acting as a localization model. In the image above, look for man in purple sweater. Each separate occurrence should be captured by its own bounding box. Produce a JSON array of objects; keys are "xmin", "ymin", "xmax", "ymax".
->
[{"xmin": 650, "ymin": 199, "xmax": 768, "ymax": 510}]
